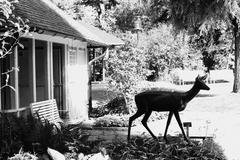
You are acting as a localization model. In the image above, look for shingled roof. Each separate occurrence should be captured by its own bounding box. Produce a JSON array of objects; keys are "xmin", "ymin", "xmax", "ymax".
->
[{"xmin": 14, "ymin": 0, "xmax": 123, "ymax": 46}]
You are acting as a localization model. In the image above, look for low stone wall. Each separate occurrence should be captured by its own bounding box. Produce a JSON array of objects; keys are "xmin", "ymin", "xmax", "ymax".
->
[{"xmin": 82, "ymin": 127, "xmax": 129, "ymax": 143}]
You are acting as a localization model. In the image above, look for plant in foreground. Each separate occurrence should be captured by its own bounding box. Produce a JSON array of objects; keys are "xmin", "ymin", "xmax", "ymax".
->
[{"xmin": 106, "ymin": 136, "xmax": 226, "ymax": 160}]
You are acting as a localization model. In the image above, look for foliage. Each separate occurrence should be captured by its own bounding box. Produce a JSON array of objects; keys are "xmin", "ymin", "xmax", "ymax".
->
[
  {"xmin": 106, "ymin": 24, "xmax": 204, "ymax": 112},
  {"xmin": 93, "ymin": 114, "xmax": 129, "ymax": 127},
  {"xmin": 0, "ymin": 113, "xmax": 108, "ymax": 159},
  {"xmin": 167, "ymin": 0, "xmax": 227, "ymax": 32},
  {"xmin": 0, "ymin": 0, "xmax": 29, "ymax": 91},
  {"xmin": 113, "ymin": 0, "xmax": 171, "ymax": 31},
  {"xmin": 165, "ymin": 0, "xmax": 240, "ymax": 92},
  {"xmin": 113, "ymin": 2, "xmax": 147, "ymax": 31},
  {"xmin": 8, "ymin": 149, "xmax": 37, "ymax": 160},
  {"xmin": 93, "ymin": 112, "xmax": 165, "ymax": 127},
  {"xmin": 147, "ymin": 0, "xmax": 170, "ymax": 24},
  {"xmin": 107, "ymin": 136, "xmax": 227, "ymax": 160},
  {"xmin": 0, "ymin": 0, "xmax": 29, "ymax": 54},
  {"xmin": 139, "ymin": 24, "xmax": 203, "ymax": 81},
  {"xmin": 189, "ymin": 22, "xmax": 233, "ymax": 71},
  {"xmin": 91, "ymin": 96, "xmax": 128, "ymax": 117},
  {"xmin": 79, "ymin": 0, "xmax": 119, "ymax": 16},
  {"xmin": 0, "ymin": 113, "xmax": 65, "ymax": 158},
  {"xmin": 106, "ymin": 31, "xmax": 150, "ymax": 113}
]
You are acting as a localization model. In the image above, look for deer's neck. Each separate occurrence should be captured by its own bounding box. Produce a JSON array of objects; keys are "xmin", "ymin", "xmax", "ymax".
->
[{"xmin": 183, "ymin": 83, "xmax": 200, "ymax": 103}]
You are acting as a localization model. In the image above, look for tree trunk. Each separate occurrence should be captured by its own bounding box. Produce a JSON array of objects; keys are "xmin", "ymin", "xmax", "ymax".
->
[{"xmin": 233, "ymin": 30, "xmax": 240, "ymax": 93}]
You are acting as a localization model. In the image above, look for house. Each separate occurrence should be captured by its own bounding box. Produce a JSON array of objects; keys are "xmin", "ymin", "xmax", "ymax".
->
[{"xmin": 0, "ymin": 0, "xmax": 123, "ymax": 122}]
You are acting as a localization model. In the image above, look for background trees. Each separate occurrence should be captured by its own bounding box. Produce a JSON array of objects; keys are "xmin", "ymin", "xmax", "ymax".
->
[{"xmin": 164, "ymin": 0, "xmax": 240, "ymax": 92}]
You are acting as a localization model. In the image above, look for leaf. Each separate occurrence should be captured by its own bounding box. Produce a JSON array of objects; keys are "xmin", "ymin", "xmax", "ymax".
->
[
  {"xmin": 134, "ymin": 137, "xmax": 144, "ymax": 146},
  {"xmin": 18, "ymin": 42, "xmax": 24, "ymax": 49}
]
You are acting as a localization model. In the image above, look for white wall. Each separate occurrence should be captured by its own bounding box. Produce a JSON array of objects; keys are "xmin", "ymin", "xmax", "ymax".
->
[
  {"xmin": 67, "ymin": 45, "xmax": 89, "ymax": 121},
  {"xmin": 24, "ymin": 33, "xmax": 89, "ymax": 121}
]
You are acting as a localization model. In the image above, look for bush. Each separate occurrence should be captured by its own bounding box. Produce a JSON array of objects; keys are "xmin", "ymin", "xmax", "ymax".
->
[
  {"xmin": 0, "ymin": 113, "xmax": 86, "ymax": 158},
  {"xmin": 0, "ymin": 113, "xmax": 66, "ymax": 158},
  {"xmin": 93, "ymin": 114, "xmax": 129, "ymax": 127},
  {"xmin": 0, "ymin": 113, "xmax": 104, "ymax": 159},
  {"xmin": 8, "ymin": 149, "xmax": 37, "ymax": 160},
  {"xmin": 91, "ymin": 96, "xmax": 128, "ymax": 118},
  {"xmin": 93, "ymin": 112, "xmax": 166, "ymax": 128},
  {"xmin": 106, "ymin": 136, "xmax": 227, "ymax": 160}
]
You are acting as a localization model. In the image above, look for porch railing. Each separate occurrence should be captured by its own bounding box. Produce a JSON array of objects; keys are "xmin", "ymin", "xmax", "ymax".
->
[{"xmin": 0, "ymin": 107, "xmax": 29, "ymax": 117}]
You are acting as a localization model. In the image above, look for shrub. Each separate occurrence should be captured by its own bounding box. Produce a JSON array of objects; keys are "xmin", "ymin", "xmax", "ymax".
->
[
  {"xmin": 0, "ymin": 113, "xmax": 103, "ymax": 159},
  {"xmin": 8, "ymin": 149, "xmax": 37, "ymax": 160},
  {"xmin": 106, "ymin": 136, "xmax": 227, "ymax": 160},
  {"xmin": 91, "ymin": 96, "xmax": 128, "ymax": 118},
  {"xmin": 93, "ymin": 114, "xmax": 129, "ymax": 127},
  {"xmin": 0, "ymin": 113, "xmax": 60, "ymax": 157},
  {"xmin": 0, "ymin": 113, "xmax": 74, "ymax": 158},
  {"xmin": 93, "ymin": 112, "xmax": 166, "ymax": 127}
]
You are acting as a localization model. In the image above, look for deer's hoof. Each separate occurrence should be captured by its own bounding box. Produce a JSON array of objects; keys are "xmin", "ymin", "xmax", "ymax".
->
[
  {"xmin": 163, "ymin": 137, "xmax": 169, "ymax": 144},
  {"xmin": 187, "ymin": 140, "xmax": 194, "ymax": 146},
  {"xmin": 184, "ymin": 139, "xmax": 193, "ymax": 146}
]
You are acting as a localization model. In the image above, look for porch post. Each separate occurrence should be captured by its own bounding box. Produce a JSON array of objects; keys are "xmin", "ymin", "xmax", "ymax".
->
[
  {"xmin": 29, "ymin": 38, "xmax": 36, "ymax": 102},
  {"xmin": 0, "ymin": 58, "xmax": 1, "ymax": 110},
  {"xmin": 63, "ymin": 44, "xmax": 68, "ymax": 111},
  {"xmin": 47, "ymin": 41, "xmax": 53, "ymax": 99},
  {"xmin": 14, "ymin": 46, "xmax": 20, "ymax": 117},
  {"xmin": 102, "ymin": 47, "xmax": 109, "ymax": 81}
]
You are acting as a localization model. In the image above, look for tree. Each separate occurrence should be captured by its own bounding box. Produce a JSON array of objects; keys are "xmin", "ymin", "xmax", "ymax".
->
[
  {"xmin": 190, "ymin": 27, "xmax": 233, "ymax": 72},
  {"xmin": 0, "ymin": 0, "xmax": 29, "ymax": 92},
  {"xmin": 139, "ymin": 24, "xmax": 203, "ymax": 81},
  {"xmin": 106, "ymin": 32, "xmax": 150, "ymax": 113},
  {"xmin": 164, "ymin": 0, "xmax": 240, "ymax": 93},
  {"xmin": 74, "ymin": 0, "xmax": 119, "ymax": 29}
]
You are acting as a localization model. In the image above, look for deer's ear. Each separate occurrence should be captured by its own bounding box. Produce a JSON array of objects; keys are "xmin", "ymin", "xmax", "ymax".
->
[
  {"xmin": 196, "ymin": 74, "xmax": 200, "ymax": 80},
  {"xmin": 200, "ymin": 74, "xmax": 208, "ymax": 81}
]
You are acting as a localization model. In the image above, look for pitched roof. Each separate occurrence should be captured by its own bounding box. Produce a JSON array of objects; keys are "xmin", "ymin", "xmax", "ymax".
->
[
  {"xmin": 14, "ymin": 0, "xmax": 123, "ymax": 46},
  {"xmin": 14, "ymin": 0, "xmax": 84, "ymax": 40},
  {"xmin": 77, "ymin": 21, "xmax": 124, "ymax": 47}
]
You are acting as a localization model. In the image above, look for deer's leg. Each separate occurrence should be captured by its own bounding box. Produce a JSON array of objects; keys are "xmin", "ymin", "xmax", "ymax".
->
[
  {"xmin": 174, "ymin": 111, "xmax": 189, "ymax": 142},
  {"xmin": 141, "ymin": 111, "xmax": 157, "ymax": 139},
  {"xmin": 163, "ymin": 111, "xmax": 173, "ymax": 143},
  {"xmin": 128, "ymin": 110, "xmax": 144, "ymax": 141}
]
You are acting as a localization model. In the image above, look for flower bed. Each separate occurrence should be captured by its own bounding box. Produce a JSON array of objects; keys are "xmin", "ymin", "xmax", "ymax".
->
[{"xmin": 107, "ymin": 136, "xmax": 227, "ymax": 160}]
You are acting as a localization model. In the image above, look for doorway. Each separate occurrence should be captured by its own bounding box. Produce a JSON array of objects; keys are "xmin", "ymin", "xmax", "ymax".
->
[{"xmin": 53, "ymin": 43, "xmax": 65, "ymax": 115}]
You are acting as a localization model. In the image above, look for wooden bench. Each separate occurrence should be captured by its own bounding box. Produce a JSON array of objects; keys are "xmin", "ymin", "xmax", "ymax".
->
[
  {"xmin": 30, "ymin": 99, "xmax": 62, "ymax": 124},
  {"xmin": 171, "ymin": 69, "xmax": 205, "ymax": 85},
  {"xmin": 209, "ymin": 69, "xmax": 233, "ymax": 83}
]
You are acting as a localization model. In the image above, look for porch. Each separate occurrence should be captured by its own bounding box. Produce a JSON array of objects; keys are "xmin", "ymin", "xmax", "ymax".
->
[{"xmin": 0, "ymin": 34, "xmax": 88, "ymax": 122}]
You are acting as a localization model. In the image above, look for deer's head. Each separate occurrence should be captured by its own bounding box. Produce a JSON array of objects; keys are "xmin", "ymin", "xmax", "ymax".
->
[{"xmin": 195, "ymin": 75, "xmax": 210, "ymax": 90}]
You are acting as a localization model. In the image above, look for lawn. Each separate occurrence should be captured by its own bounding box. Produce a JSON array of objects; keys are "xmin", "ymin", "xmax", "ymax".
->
[{"xmin": 92, "ymin": 81, "xmax": 240, "ymax": 160}]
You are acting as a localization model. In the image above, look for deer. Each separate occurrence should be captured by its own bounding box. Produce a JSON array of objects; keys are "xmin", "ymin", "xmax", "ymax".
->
[{"xmin": 127, "ymin": 75, "xmax": 210, "ymax": 143}]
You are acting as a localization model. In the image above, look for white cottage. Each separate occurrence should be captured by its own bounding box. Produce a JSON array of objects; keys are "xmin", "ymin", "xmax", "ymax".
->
[{"xmin": 0, "ymin": 0, "xmax": 123, "ymax": 122}]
